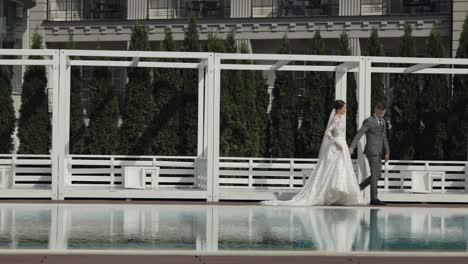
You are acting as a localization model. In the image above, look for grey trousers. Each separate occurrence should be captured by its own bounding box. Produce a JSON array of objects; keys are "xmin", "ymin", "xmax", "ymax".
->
[{"xmin": 359, "ymin": 155, "xmax": 382, "ymax": 201}]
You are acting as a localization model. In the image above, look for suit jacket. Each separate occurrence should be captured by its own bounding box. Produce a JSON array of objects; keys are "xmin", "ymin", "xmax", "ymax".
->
[{"xmin": 350, "ymin": 116, "xmax": 390, "ymax": 157}]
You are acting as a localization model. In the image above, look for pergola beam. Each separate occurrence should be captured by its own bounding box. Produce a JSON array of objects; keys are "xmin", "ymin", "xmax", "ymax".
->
[
  {"xmin": 403, "ymin": 63, "xmax": 438, "ymax": 73},
  {"xmin": 372, "ymin": 67, "xmax": 468, "ymax": 74},
  {"xmin": 217, "ymin": 52, "xmax": 361, "ymax": 63},
  {"xmin": 336, "ymin": 61, "xmax": 359, "ymax": 72},
  {"xmin": 69, "ymin": 60, "xmax": 199, "ymax": 69},
  {"xmin": 220, "ymin": 64, "xmax": 359, "ymax": 72},
  {"xmin": 63, "ymin": 49, "xmax": 211, "ymax": 59},
  {"xmin": 270, "ymin": 60, "xmax": 290, "ymax": 71},
  {"xmin": 0, "ymin": 59, "xmax": 54, "ymax": 66}
]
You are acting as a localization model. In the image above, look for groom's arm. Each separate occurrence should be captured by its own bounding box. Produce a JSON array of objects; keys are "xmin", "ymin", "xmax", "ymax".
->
[
  {"xmin": 383, "ymin": 126, "xmax": 390, "ymax": 156},
  {"xmin": 349, "ymin": 118, "xmax": 370, "ymax": 152}
]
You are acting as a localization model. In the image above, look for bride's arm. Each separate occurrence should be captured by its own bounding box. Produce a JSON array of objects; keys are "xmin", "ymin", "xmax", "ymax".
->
[{"xmin": 326, "ymin": 117, "xmax": 342, "ymax": 149}]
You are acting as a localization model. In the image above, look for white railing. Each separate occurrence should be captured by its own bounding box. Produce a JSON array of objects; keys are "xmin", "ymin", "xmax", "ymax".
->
[
  {"xmin": 0, "ymin": 155, "xmax": 53, "ymax": 198},
  {"xmin": 0, "ymin": 154, "xmax": 467, "ymax": 202},
  {"xmin": 66, "ymin": 155, "xmax": 199, "ymax": 188},
  {"xmin": 217, "ymin": 158, "xmax": 468, "ymax": 202},
  {"xmin": 218, "ymin": 158, "xmax": 468, "ymax": 192},
  {"xmin": 60, "ymin": 155, "xmax": 208, "ymax": 200},
  {"xmin": 219, "ymin": 157, "xmax": 319, "ymax": 189}
]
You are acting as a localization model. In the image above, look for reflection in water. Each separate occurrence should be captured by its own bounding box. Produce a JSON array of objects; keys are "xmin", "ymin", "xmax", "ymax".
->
[{"xmin": 0, "ymin": 204, "xmax": 467, "ymax": 252}]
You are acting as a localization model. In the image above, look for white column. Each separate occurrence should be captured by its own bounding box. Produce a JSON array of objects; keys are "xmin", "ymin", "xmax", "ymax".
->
[
  {"xmin": 206, "ymin": 54, "xmax": 216, "ymax": 201},
  {"xmin": 57, "ymin": 51, "xmax": 71, "ymax": 200},
  {"xmin": 208, "ymin": 54, "xmax": 221, "ymax": 202},
  {"xmin": 230, "ymin": 0, "xmax": 252, "ymax": 18},
  {"xmin": 357, "ymin": 57, "xmax": 372, "ymax": 201},
  {"xmin": 51, "ymin": 50, "xmax": 60, "ymax": 200},
  {"xmin": 335, "ymin": 71, "xmax": 347, "ymax": 101},
  {"xmin": 335, "ymin": 70, "xmax": 347, "ymax": 135},
  {"xmin": 339, "ymin": 0, "xmax": 361, "ymax": 16}
]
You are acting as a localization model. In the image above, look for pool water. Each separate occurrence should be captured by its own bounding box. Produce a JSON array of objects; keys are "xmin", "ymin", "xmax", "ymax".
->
[{"xmin": 0, "ymin": 204, "xmax": 467, "ymax": 253}]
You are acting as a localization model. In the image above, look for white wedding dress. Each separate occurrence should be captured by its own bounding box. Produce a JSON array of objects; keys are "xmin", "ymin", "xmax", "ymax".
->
[{"xmin": 261, "ymin": 110, "xmax": 364, "ymax": 206}]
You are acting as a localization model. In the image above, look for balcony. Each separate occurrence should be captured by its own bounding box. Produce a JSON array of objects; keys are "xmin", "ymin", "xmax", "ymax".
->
[
  {"xmin": 45, "ymin": 0, "xmax": 452, "ymax": 22},
  {"xmin": 361, "ymin": 0, "xmax": 451, "ymax": 16},
  {"xmin": 148, "ymin": 0, "xmax": 231, "ymax": 19},
  {"xmin": 251, "ymin": 0, "xmax": 339, "ymax": 18},
  {"xmin": 47, "ymin": 0, "xmax": 127, "ymax": 21}
]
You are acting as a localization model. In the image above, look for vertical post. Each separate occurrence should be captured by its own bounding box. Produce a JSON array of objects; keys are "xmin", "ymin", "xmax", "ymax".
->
[
  {"xmin": 205, "ymin": 54, "xmax": 215, "ymax": 201},
  {"xmin": 204, "ymin": 66, "xmax": 209, "ymax": 155},
  {"xmin": 335, "ymin": 68, "xmax": 347, "ymax": 144},
  {"xmin": 335, "ymin": 70, "xmax": 347, "ymax": 101},
  {"xmin": 57, "ymin": 51, "xmax": 71, "ymax": 200},
  {"xmin": 206, "ymin": 53, "xmax": 221, "ymax": 202},
  {"xmin": 51, "ymin": 50, "xmax": 61, "ymax": 200},
  {"xmin": 197, "ymin": 65, "xmax": 205, "ymax": 157},
  {"xmin": 357, "ymin": 56, "xmax": 372, "ymax": 201}
]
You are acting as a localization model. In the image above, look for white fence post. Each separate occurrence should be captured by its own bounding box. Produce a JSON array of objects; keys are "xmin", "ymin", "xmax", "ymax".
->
[{"xmin": 248, "ymin": 159, "xmax": 253, "ymax": 188}]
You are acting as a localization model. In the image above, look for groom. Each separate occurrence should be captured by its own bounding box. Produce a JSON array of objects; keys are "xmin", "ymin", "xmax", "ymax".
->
[{"xmin": 349, "ymin": 101, "xmax": 390, "ymax": 206}]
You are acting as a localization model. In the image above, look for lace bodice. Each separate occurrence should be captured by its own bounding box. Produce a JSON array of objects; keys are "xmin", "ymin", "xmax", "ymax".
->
[{"xmin": 326, "ymin": 115, "xmax": 346, "ymax": 142}]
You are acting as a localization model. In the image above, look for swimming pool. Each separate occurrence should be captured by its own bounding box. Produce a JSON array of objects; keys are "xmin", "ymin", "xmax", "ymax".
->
[{"xmin": 0, "ymin": 204, "xmax": 467, "ymax": 255}]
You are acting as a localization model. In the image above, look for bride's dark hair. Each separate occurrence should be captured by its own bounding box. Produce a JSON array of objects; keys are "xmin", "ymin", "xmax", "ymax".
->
[{"xmin": 334, "ymin": 100, "xmax": 346, "ymax": 111}]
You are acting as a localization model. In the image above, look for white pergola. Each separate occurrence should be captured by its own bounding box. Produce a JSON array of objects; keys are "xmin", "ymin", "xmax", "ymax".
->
[
  {"xmin": 212, "ymin": 54, "xmax": 468, "ymax": 202},
  {"xmin": 58, "ymin": 50, "xmax": 215, "ymax": 200},
  {"xmin": 2, "ymin": 48, "xmax": 468, "ymax": 202},
  {"xmin": 0, "ymin": 49, "xmax": 60, "ymax": 199}
]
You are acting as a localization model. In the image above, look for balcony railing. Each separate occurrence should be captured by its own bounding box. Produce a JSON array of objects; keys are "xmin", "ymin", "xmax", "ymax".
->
[
  {"xmin": 148, "ymin": 0, "xmax": 231, "ymax": 19},
  {"xmin": 45, "ymin": 0, "xmax": 452, "ymax": 22},
  {"xmin": 361, "ymin": 0, "xmax": 451, "ymax": 16},
  {"xmin": 47, "ymin": 0, "xmax": 127, "ymax": 21}
]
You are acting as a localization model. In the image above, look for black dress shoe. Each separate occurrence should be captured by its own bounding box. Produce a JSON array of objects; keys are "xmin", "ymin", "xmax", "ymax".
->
[
  {"xmin": 370, "ymin": 199, "xmax": 386, "ymax": 206},
  {"xmin": 359, "ymin": 183, "xmax": 365, "ymax": 191}
]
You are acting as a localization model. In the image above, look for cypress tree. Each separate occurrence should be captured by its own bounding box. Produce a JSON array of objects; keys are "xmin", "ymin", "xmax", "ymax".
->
[
  {"xmin": 18, "ymin": 32, "xmax": 51, "ymax": 154},
  {"xmin": 337, "ymin": 32, "xmax": 358, "ymax": 144},
  {"xmin": 296, "ymin": 31, "xmax": 327, "ymax": 158},
  {"xmin": 181, "ymin": 16, "xmax": 201, "ymax": 155},
  {"xmin": 390, "ymin": 23, "xmax": 419, "ymax": 160},
  {"xmin": 205, "ymin": 32, "xmax": 225, "ymax": 52},
  {"xmin": 67, "ymin": 35, "xmax": 86, "ymax": 154},
  {"xmin": 86, "ymin": 65, "xmax": 119, "ymax": 155},
  {"xmin": 0, "ymin": 65, "xmax": 15, "ymax": 153},
  {"xmin": 205, "ymin": 32, "xmax": 235, "ymax": 156},
  {"xmin": 151, "ymin": 29, "xmax": 181, "ymax": 155},
  {"xmin": 270, "ymin": 35, "xmax": 297, "ymax": 158},
  {"xmin": 449, "ymin": 15, "xmax": 468, "ymax": 160},
  {"xmin": 255, "ymin": 71, "xmax": 270, "ymax": 157},
  {"xmin": 419, "ymin": 28, "xmax": 449, "ymax": 160},
  {"xmin": 238, "ymin": 44, "xmax": 260, "ymax": 156},
  {"xmin": 119, "ymin": 23, "xmax": 155, "ymax": 155},
  {"xmin": 367, "ymin": 28, "xmax": 386, "ymax": 108},
  {"xmin": 223, "ymin": 33, "xmax": 250, "ymax": 156}
]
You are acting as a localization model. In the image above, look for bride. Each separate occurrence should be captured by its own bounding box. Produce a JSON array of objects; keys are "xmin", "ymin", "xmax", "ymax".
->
[{"xmin": 262, "ymin": 100, "xmax": 364, "ymax": 206}]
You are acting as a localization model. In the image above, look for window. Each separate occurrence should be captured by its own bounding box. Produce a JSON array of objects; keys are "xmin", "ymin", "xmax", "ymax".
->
[
  {"xmin": 252, "ymin": 0, "xmax": 275, "ymax": 8},
  {"xmin": 150, "ymin": 0, "xmax": 169, "ymax": 9}
]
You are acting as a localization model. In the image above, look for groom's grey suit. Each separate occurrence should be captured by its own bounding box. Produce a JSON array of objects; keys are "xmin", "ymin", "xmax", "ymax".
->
[{"xmin": 350, "ymin": 115, "xmax": 390, "ymax": 201}]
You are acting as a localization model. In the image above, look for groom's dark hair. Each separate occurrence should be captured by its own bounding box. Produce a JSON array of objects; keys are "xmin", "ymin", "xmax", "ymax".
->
[{"xmin": 375, "ymin": 101, "xmax": 387, "ymax": 110}]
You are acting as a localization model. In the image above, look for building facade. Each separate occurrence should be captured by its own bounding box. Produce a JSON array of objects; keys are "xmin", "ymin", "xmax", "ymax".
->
[
  {"xmin": 20, "ymin": 1, "xmax": 467, "ymax": 111},
  {"xmin": 31, "ymin": 0, "xmax": 457, "ymax": 54}
]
